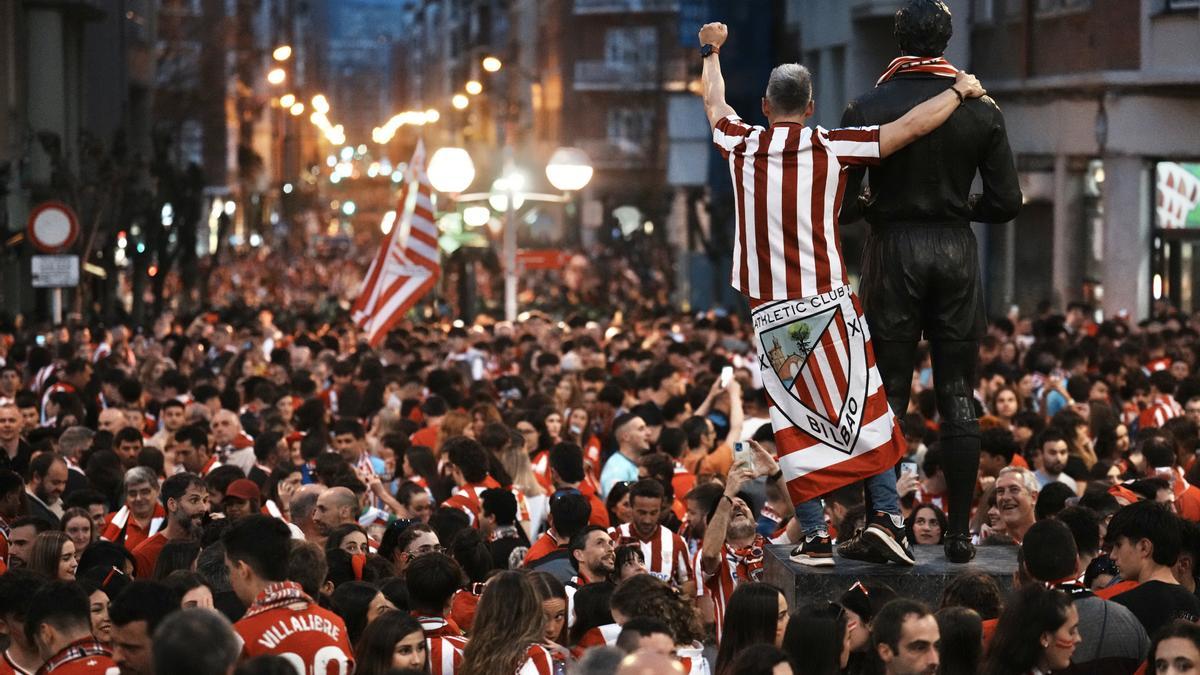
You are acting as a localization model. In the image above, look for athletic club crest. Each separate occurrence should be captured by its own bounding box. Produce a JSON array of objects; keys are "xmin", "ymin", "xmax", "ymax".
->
[{"xmin": 753, "ymin": 287, "xmax": 872, "ymax": 454}]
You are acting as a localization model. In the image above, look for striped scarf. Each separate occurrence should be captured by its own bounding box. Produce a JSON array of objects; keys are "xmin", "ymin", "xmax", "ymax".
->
[
  {"xmin": 876, "ymin": 56, "xmax": 958, "ymax": 86},
  {"xmin": 242, "ymin": 581, "xmax": 313, "ymax": 619}
]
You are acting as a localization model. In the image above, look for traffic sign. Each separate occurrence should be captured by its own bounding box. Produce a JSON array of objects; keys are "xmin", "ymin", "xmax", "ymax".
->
[
  {"xmin": 26, "ymin": 201, "xmax": 79, "ymax": 253},
  {"xmin": 31, "ymin": 255, "xmax": 80, "ymax": 288}
]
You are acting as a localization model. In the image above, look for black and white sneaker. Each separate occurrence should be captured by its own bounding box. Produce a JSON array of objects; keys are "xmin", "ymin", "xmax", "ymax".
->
[
  {"xmin": 836, "ymin": 528, "xmax": 889, "ymax": 565},
  {"xmin": 790, "ymin": 533, "xmax": 835, "ymax": 567},
  {"xmin": 863, "ymin": 511, "xmax": 917, "ymax": 566}
]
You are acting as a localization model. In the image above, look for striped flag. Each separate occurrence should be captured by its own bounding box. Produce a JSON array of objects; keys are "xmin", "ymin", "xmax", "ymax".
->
[
  {"xmin": 753, "ymin": 287, "xmax": 906, "ymax": 503},
  {"xmin": 352, "ymin": 140, "xmax": 440, "ymax": 346}
]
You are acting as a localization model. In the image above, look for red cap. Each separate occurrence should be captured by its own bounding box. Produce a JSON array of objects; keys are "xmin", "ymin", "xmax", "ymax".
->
[{"xmin": 225, "ymin": 479, "xmax": 261, "ymax": 501}]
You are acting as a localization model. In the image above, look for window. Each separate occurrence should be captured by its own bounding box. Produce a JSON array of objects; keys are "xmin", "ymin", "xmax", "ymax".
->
[
  {"xmin": 1035, "ymin": 0, "xmax": 1093, "ymax": 15},
  {"xmin": 972, "ymin": 0, "xmax": 995, "ymax": 23},
  {"xmin": 607, "ymin": 107, "xmax": 654, "ymax": 153},
  {"xmin": 604, "ymin": 27, "xmax": 657, "ymax": 68}
]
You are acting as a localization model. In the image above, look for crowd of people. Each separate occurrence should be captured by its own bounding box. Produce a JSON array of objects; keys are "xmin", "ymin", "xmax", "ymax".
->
[{"xmin": 0, "ymin": 291, "xmax": 1197, "ymax": 675}]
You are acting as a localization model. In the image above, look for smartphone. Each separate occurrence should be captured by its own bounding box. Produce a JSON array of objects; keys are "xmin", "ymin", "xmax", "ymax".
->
[
  {"xmin": 733, "ymin": 441, "xmax": 750, "ymax": 470},
  {"xmin": 900, "ymin": 461, "xmax": 918, "ymax": 477},
  {"xmin": 720, "ymin": 366, "xmax": 734, "ymax": 389},
  {"xmin": 36, "ymin": 335, "xmax": 45, "ymax": 346}
]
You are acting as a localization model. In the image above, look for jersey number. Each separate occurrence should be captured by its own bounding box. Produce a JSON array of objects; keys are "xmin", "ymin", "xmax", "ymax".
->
[{"xmin": 278, "ymin": 646, "xmax": 351, "ymax": 675}]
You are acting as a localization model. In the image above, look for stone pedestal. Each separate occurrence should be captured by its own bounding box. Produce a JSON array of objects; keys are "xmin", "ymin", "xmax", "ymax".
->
[{"xmin": 763, "ymin": 544, "xmax": 1018, "ymax": 609}]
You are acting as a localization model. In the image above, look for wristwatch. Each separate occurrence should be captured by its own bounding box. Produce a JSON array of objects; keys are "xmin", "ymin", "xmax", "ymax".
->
[{"xmin": 700, "ymin": 44, "xmax": 720, "ymax": 58}]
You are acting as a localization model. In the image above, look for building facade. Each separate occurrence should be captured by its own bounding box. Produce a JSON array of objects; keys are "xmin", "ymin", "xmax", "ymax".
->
[{"xmin": 786, "ymin": 0, "xmax": 1200, "ymax": 321}]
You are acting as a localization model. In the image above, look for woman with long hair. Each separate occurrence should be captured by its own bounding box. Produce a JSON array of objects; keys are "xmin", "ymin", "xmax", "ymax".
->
[
  {"xmin": 781, "ymin": 602, "xmax": 849, "ymax": 675},
  {"xmin": 534, "ymin": 406, "xmax": 565, "ymax": 453},
  {"xmin": 436, "ymin": 411, "xmax": 474, "ymax": 454},
  {"xmin": 354, "ymin": 610, "xmax": 428, "ymax": 675},
  {"xmin": 982, "ymin": 584, "xmax": 1080, "ymax": 675},
  {"xmin": 614, "ymin": 545, "xmax": 647, "ymax": 581},
  {"xmin": 990, "ymin": 385, "xmax": 1022, "ymax": 430},
  {"xmin": 77, "ymin": 578, "xmax": 112, "ymax": 644},
  {"xmin": 61, "ymin": 507, "xmax": 95, "ymax": 559},
  {"xmin": 325, "ymin": 523, "xmax": 370, "ymax": 556},
  {"xmin": 499, "ymin": 435, "xmax": 547, "ymax": 537},
  {"xmin": 1149, "ymin": 619, "xmax": 1200, "ymax": 675},
  {"xmin": 471, "ymin": 403, "xmax": 503, "ymax": 440},
  {"xmin": 606, "ymin": 481, "xmax": 634, "ymax": 527},
  {"xmin": 552, "ymin": 376, "xmax": 583, "ymax": 415},
  {"xmin": 936, "ymin": 606, "xmax": 983, "ymax": 675},
  {"xmin": 459, "ymin": 571, "xmax": 557, "ymax": 675},
  {"xmin": 29, "ymin": 531, "xmax": 78, "ymax": 581},
  {"xmin": 714, "ymin": 583, "xmax": 789, "ymax": 675},
  {"xmin": 403, "ymin": 445, "xmax": 442, "ymax": 502},
  {"xmin": 528, "ymin": 571, "xmax": 572, "ymax": 665},
  {"xmin": 727, "ymin": 646, "xmax": 794, "ymax": 675},
  {"xmin": 330, "ymin": 581, "xmax": 396, "ymax": 646},
  {"xmin": 906, "ymin": 504, "xmax": 947, "ymax": 546}
]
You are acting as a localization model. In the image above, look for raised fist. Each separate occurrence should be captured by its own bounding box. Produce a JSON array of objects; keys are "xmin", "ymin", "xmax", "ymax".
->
[{"xmin": 699, "ymin": 22, "xmax": 728, "ymax": 48}]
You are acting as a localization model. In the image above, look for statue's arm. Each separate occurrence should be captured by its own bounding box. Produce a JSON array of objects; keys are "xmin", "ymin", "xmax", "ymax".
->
[
  {"xmin": 839, "ymin": 101, "xmax": 868, "ymax": 225},
  {"xmin": 969, "ymin": 102, "xmax": 1022, "ymax": 223}
]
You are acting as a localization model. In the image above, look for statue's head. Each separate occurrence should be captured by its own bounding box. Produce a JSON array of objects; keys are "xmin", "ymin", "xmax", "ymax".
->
[{"xmin": 895, "ymin": 0, "xmax": 953, "ymax": 57}]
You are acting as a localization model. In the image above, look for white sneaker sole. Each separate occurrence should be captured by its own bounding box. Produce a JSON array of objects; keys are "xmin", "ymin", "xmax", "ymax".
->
[
  {"xmin": 789, "ymin": 552, "xmax": 836, "ymax": 567},
  {"xmin": 864, "ymin": 525, "xmax": 916, "ymax": 566}
]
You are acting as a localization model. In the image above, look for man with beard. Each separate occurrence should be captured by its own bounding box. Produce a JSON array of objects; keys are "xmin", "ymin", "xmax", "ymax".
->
[
  {"xmin": 839, "ymin": 0, "xmax": 1021, "ymax": 563},
  {"xmin": 698, "ymin": 441, "xmax": 785, "ymax": 641},
  {"xmin": 109, "ymin": 581, "xmax": 180, "ymax": 675},
  {"xmin": 173, "ymin": 424, "xmax": 221, "ymax": 477},
  {"xmin": 569, "ymin": 526, "xmax": 616, "ymax": 587},
  {"xmin": 611, "ymin": 479, "xmax": 692, "ymax": 592},
  {"xmin": 132, "ymin": 473, "xmax": 210, "ymax": 577},
  {"xmin": 1032, "ymin": 429, "xmax": 1076, "ymax": 491},
  {"xmin": 6, "ymin": 516, "xmax": 52, "ymax": 569},
  {"xmin": 601, "ymin": 415, "xmax": 652, "ymax": 497},
  {"xmin": 24, "ymin": 452, "xmax": 68, "ymax": 523},
  {"xmin": 992, "ymin": 467, "xmax": 1038, "ymax": 545}
]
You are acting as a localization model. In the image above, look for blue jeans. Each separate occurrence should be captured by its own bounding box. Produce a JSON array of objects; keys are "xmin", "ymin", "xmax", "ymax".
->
[{"xmin": 794, "ymin": 469, "xmax": 901, "ymax": 536}]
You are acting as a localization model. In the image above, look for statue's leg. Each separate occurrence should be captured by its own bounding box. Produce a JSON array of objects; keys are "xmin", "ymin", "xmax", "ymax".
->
[{"xmin": 931, "ymin": 338, "xmax": 980, "ymax": 561}]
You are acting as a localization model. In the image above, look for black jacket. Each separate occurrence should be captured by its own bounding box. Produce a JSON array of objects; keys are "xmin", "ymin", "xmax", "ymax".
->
[{"xmin": 839, "ymin": 72, "xmax": 1021, "ymax": 227}]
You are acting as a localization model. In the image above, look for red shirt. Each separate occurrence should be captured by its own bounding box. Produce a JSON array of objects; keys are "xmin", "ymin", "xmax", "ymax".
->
[
  {"xmin": 523, "ymin": 532, "xmax": 562, "ymax": 567},
  {"xmin": 234, "ymin": 589, "xmax": 353, "ymax": 671},
  {"xmin": 131, "ymin": 532, "xmax": 169, "ymax": 578},
  {"xmin": 101, "ymin": 504, "xmax": 166, "ymax": 552},
  {"xmin": 578, "ymin": 481, "xmax": 610, "ymax": 528}
]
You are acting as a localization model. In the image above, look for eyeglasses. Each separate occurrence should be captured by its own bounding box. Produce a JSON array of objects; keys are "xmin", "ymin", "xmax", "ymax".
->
[{"xmin": 410, "ymin": 544, "xmax": 444, "ymax": 556}]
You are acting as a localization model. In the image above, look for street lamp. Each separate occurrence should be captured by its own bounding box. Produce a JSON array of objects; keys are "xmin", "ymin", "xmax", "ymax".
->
[
  {"xmin": 465, "ymin": 80, "xmax": 483, "ymax": 96},
  {"xmin": 289, "ymin": 102, "xmax": 305, "ymax": 116},
  {"xmin": 279, "ymin": 93, "xmax": 296, "ymax": 108},
  {"xmin": 451, "ymin": 94, "xmax": 470, "ymax": 110},
  {"xmin": 267, "ymin": 67, "xmax": 286, "ymax": 85},
  {"xmin": 312, "ymin": 94, "xmax": 330, "ymax": 114},
  {"xmin": 482, "ymin": 56, "xmax": 502, "ymax": 73},
  {"xmin": 273, "ymin": 45, "xmax": 292, "ymax": 61},
  {"xmin": 488, "ymin": 175, "xmax": 527, "ymax": 212},
  {"xmin": 545, "ymin": 147, "xmax": 594, "ymax": 192},
  {"xmin": 427, "ymin": 147, "xmax": 476, "ymax": 194}
]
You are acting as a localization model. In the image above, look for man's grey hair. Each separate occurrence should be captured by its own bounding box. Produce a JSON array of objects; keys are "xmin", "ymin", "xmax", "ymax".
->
[
  {"xmin": 123, "ymin": 466, "xmax": 158, "ymax": 490},
  {"xmin": 998, "ymin": 466, "xmax": 1039, "ymax": 495},
  {"xmin": 765, "ymin": 63, "xmax": 813, "ymax": 116},
  {"xmin": 152, "ymin": 608, "xmax": 240, "ymax": 675},
  {"xmin": 58, "ymin": 426, "xmax": 95, "ymax": 458}
]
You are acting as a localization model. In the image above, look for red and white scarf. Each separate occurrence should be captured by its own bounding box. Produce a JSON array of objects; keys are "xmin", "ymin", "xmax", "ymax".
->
[
  {"xmin": 876, "ymin": 56, "xmax": 958, "ymax": 86},
  {"xmin": 242, "ymin": 581, "xmax": 313, "ymax": 619}
]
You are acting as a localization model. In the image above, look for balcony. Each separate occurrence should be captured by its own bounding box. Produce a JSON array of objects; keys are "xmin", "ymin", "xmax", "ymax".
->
[
  {"xmin": 576, "ymin": 138, "xmax": 651, "ymax": 170},
  {"xmin": 574, "ymin": 0, "xmax": 680, "ymax": 14},
  {"xmin": 574, "ymin": 59, "xmax": 688, "ymax": 91},
  {"xmin": 849, "ymin": 0, "xmax": 905, "ymax": 19}
]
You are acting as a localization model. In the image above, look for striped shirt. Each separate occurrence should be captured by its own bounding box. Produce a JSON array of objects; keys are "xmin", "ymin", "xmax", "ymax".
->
[
  {"xmin": 517, "ymin": 644, "xmax": 557, "ymax": 675},
  {"xmin": 696, "ymin": 534, "xmax": 770, "ymax": 643},
  {"xmin": 611, "ymin": 522, "xmax": 691, "ymax": 588},
  {"xmin": 419, "ymin": 616, "xmax": 467, "ymax": 675},
  {"xmin": 1138, "ymin": 395, "xmax": 1182, "ymax": 430},
  {"xmin": 712, "ymin": 115, "xmax": 881, "ymax": 301}
]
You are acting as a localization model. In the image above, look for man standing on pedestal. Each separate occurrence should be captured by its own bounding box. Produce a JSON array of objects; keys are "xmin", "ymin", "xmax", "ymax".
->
[
  {"xmin": 840, "ymin": 0, "xmax": 1021, "ymax": 562},
  {"xmin": 699, "ymin": 21, "xmax": 986, "ymax": 567}
]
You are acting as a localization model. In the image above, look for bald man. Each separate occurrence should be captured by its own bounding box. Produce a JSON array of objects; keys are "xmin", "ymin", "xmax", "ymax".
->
[
  {"xmin": 98, "ymin": 408, "xmax": 128, "ymax": 434},
  {"xmin": 211, "ymin": 409, "xmax": 255, "ymax": 474},
  {"xmin": 312, "ymin": 487, "xmax": 358, "ymax": 542}
]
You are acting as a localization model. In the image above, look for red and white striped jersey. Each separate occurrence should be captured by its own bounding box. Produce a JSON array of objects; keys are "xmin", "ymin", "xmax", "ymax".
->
[
  {"xmin": 712, "ymin": 115, "xmax": 881, "ymax": 301},
  {"xmin": 695, "ymin": 534, "xmax": 769, "ymax": 643},
  {"xmin": 419, "ymin": 616, "xmax": 467, "ymax": 675},
  {"xmin": 610, "ymin": 522, "xmax": 692, "ymax": 588},
  {"xmin": 1138, "ymin": 395, "xmax": 1182, "ymax": 430},
  {"xmin": 517, "ymin": 644, "xmax": 557, "ymax": 675}
]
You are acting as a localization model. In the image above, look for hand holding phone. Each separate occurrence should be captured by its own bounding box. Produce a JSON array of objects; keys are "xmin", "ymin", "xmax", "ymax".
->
[{"xmin": 720, "ymin": 366, "xmax": 733, "ymax": 389}]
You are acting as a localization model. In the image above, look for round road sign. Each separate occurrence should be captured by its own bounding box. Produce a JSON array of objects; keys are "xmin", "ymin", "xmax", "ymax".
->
[{"xmin": 26, "ymin": 201, "xmax": 79, "ymax": 253}]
